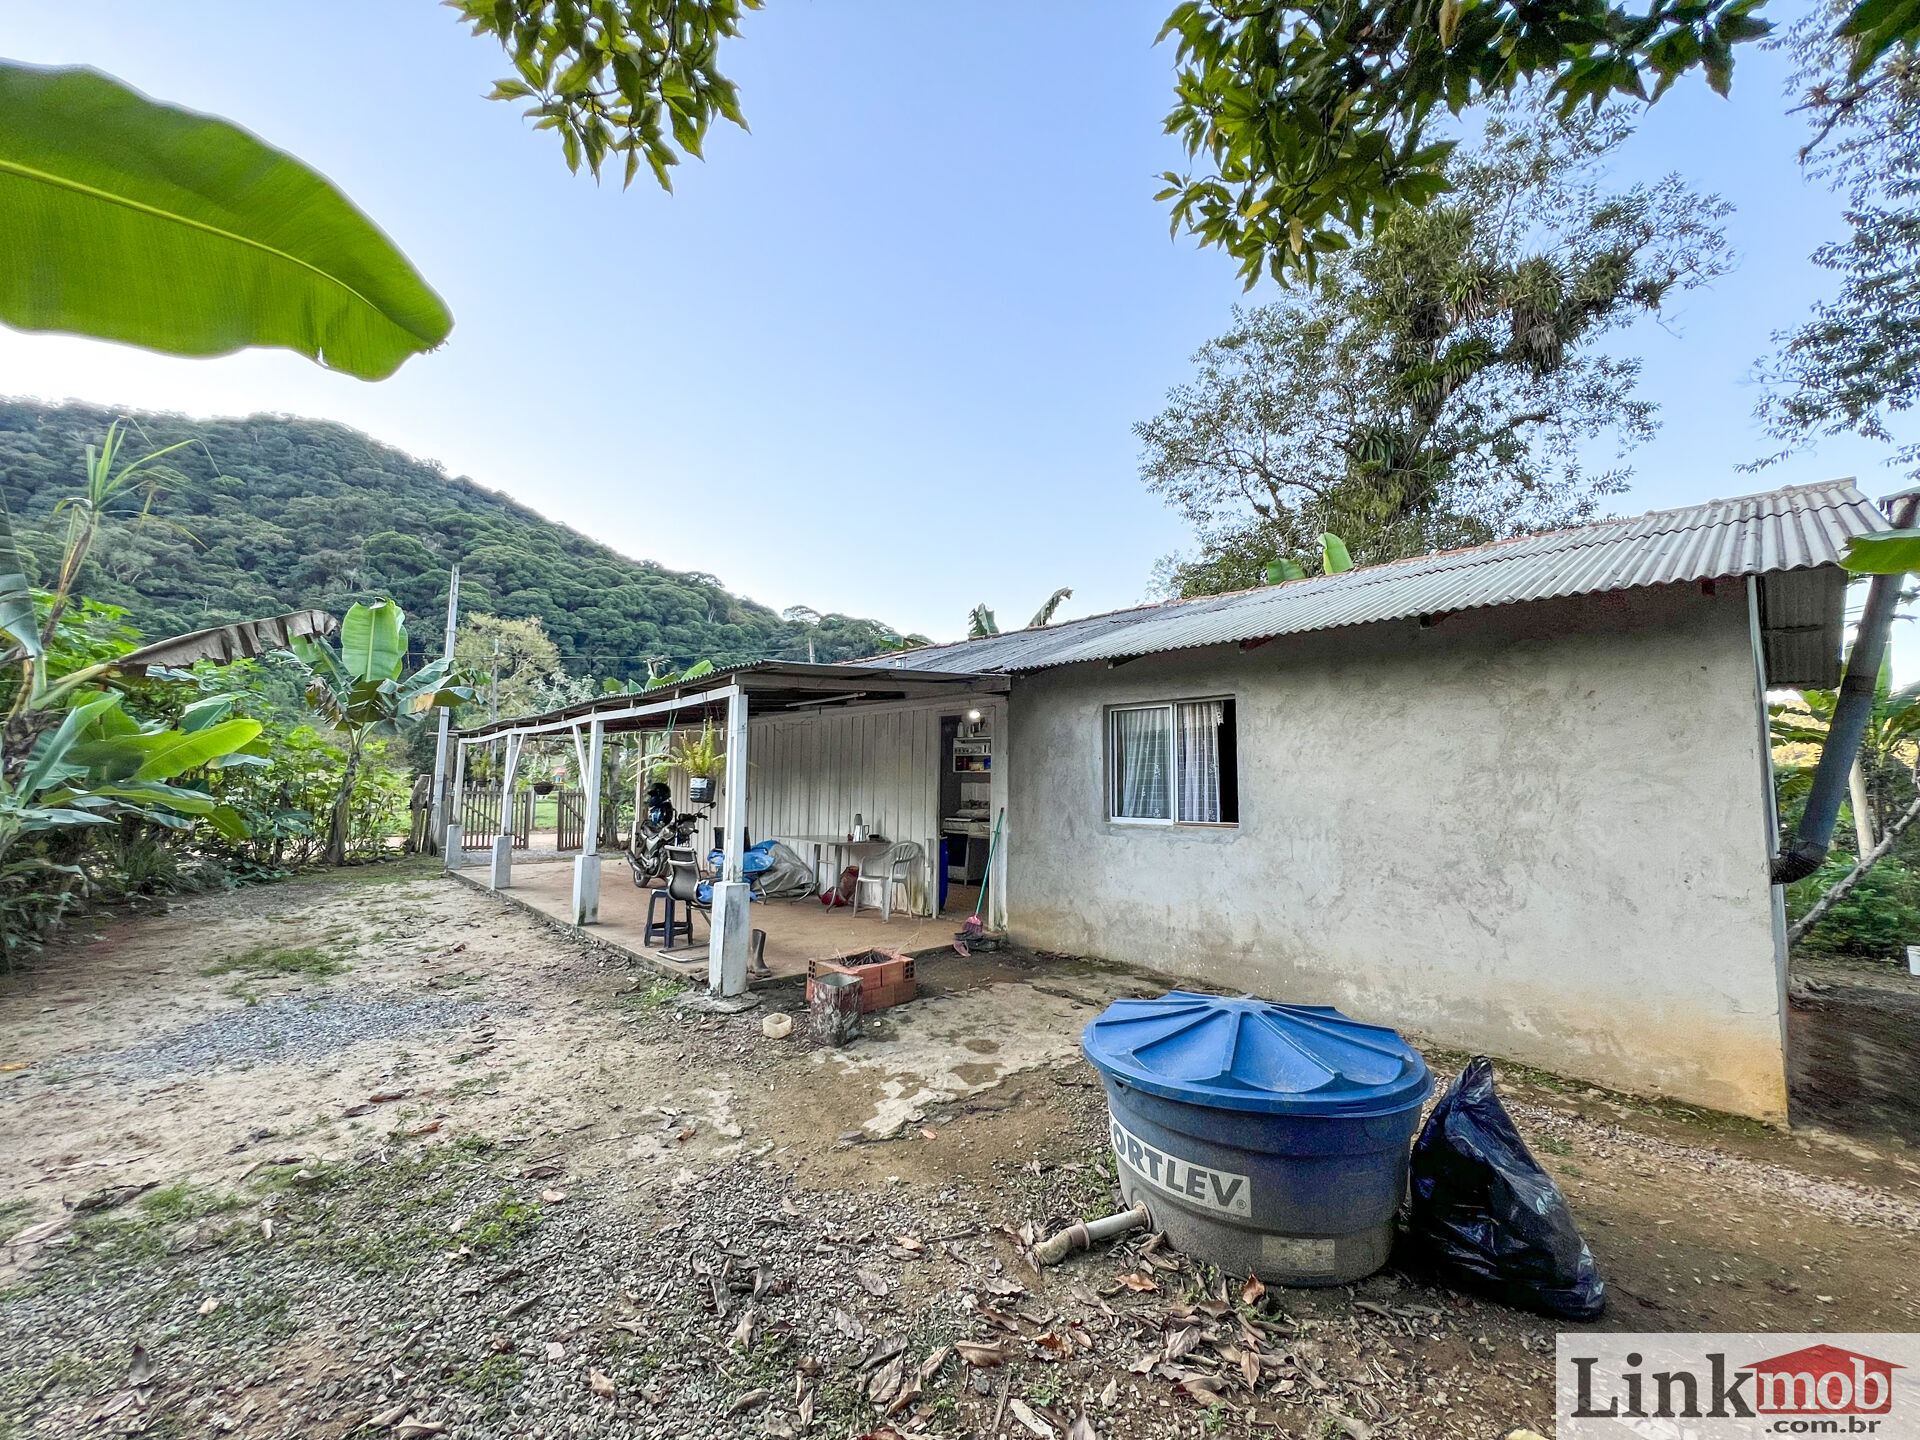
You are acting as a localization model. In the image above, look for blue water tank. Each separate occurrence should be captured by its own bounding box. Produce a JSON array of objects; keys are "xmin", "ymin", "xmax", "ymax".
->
[{"xmin": 1082, "ymin": 991, "xmax": 1432, "ymax": 1285}]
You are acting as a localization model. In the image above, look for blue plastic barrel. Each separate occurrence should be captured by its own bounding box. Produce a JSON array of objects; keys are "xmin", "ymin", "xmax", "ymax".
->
[{"xmin": 1082, "ymin": 992, "xmax": 1432, "ymax": 1285}]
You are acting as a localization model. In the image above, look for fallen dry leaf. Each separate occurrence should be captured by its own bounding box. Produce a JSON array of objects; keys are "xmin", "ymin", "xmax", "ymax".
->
[
  {"xmin": 1241, "ymin": 1274, "xmax": 1266, "ymax": 1306},
  {"xmin": 395, "ymin": 1422, "xmax": 447, "ymax": 1440},
  {"xmin": 1069, "ymin": 1414, "xmax": 1100, "ymax": 1440},
  {"xmin": 1034, "ymin": 1331, "xmax": 1074, "ymax": 1361},
  {"xmin": 919, "ymin": 1346, "xmax": 952, "ymax": 1383},
  {"xmin": 408, "ymin": 1120, "xmax": 441, "ymax": 1137},
  {"xmin": 919, "ymin": 1128, "xmax": 938, "ymax": 1141},
  {"xmin": 259, "ymin": 1218, "xmax": 274, "ymax": 1242},
  {"xmin": 546, "ymin": 1342, "xmax": 565, "ymax": 1362},
  {"xmin": 1099, "ymin": 1379, "xmax": 1118, "ymax": 1408},
  {"xmin": 368, "ymin": 1089, "xmax": 408, "ymax": 1103},
  {"xmin": 196, "ymin": 1297, "xmax": 219, "ymax": 1317},
  {"xmin": 589, "ymin": 1369, "xmax": 615, "ymax": 1399},
  {"xmin": 867, "ymin": 1356, "xmax": 905, "ymax": 1406},
  {"xmin": 8, "ymin": 1217, "xmax": 68, "ymax": 1247},
  {"xmin": 1127, "ymin": 1354, "xmax": 1156, "ymax": 1374},
  {"xmin": 1240, "ymin": 1348, "xmax": 1261, "ymax": 1387},
  {"xmin": 1115, "ymin": 1273, "xmax": 1157, "ymax": 1293},
  {"xmin": 370, "ymin": 1402, "xmax": 411, "ymax": 1427},
  {"xmin": 728, "ymin": 1389, "xmax": 770, "ymax": 1415},
  {"xmin": 854, "ymin": 1268, "xmax": 891, "ymax": 1297},
  {"xmin": 894, "ymin": 1234, "xmax": 922, "ymax": 1251},
  {"xmin": 540, "ymin": 1189, "xmax": 567, "ymax": 1204},
  {"xmin": 730, "ymin": 1307, "xmax": 757, "ymax": 1348},
  {"xmin": 955, "ymin": 1341, "xmax": 1005, "ymax": 1368},
  {"xmin": 1163, "ymin": 1327, "xmax": 1201, "ymax": 1362},
  {"xmin": 1009, "ymin": 1398, "xmax": 1055, "ymax": 1437},
  {"xmin": 1175, "ymin": 1377, "xmax": 1226, "ymax": 1408},
  {"xmin": 128, "ymin": 1344, "xmax": 153, "ymax": 1387},
  {"xmin": 978, "ymin": 1303, "xmax": 1021, "ymax": 1333}
]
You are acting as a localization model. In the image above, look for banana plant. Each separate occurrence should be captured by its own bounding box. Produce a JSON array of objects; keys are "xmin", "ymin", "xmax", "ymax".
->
[
  {"xmin": 291, "ymin": 600, "xmax": 472, "ymax": 865},
  {"xmin": 0, "ymin": 690, "xmax": 255, "ymax": 858},
  {"xmin": 1265, "ymin": 533, "xmax": 1354, "ymax": 585}
]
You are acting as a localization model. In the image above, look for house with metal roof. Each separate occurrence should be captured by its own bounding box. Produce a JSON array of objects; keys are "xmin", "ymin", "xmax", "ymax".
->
[{"xmin": 451, "ymin": 479, "xmax": 1886, "ymax": 1122}]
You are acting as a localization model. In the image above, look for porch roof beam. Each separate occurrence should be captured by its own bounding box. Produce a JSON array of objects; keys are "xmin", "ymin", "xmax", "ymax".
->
[{"xmin": 456, "ymin": 683, "xmax": 741, "ymax": 744}]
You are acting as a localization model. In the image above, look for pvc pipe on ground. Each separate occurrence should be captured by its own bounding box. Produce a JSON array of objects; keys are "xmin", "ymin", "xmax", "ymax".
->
[{"xmin": 1034, "ymin": 1203, "xmax": 1152, "ymax": 1266}]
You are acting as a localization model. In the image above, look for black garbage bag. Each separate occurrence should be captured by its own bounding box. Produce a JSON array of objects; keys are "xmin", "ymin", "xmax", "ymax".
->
[{"xmin": 1406, "ymin": 1056, "xmax": 1606, "ymax": 1320}]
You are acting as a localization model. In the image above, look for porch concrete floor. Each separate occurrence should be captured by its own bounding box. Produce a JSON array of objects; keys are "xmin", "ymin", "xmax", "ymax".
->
[{"xmin": 455, "ymin": 852, "xmax": 980, "ymax": 981}]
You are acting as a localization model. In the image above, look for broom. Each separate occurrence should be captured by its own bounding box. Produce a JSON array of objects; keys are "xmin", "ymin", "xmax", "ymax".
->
[{"xmin": 956, "ymin": 806, "xmax": 1004, "ymax": 946}]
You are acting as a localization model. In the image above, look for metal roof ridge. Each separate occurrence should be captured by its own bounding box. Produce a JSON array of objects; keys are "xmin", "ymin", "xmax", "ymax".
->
[{"xmin": 893, "ymin": 479, "xmax": 1870, "ymax": 656}]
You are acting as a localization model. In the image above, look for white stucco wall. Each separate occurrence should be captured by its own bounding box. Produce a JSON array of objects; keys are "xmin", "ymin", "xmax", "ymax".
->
[{"xmin": 1005, "ymin": 582, "xmax": 1789, "ymax": 1121}]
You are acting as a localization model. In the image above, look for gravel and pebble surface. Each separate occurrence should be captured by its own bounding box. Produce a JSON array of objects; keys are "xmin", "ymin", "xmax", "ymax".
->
[
  {"xmin": 0, "ymin": 1091, "xmax": 1559, "ymax": 1440},
  {"xmin": 67, "ymin": 992, "xmax": 503, "ymax": 1080}
]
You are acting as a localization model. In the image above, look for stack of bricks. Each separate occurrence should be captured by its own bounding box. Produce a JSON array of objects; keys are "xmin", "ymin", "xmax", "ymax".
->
[{"xmin": 807, "ymin": 948, "xmax": 916, "ymax": 1013}]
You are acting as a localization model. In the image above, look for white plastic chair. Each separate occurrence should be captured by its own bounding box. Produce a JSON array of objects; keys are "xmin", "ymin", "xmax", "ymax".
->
[{"xmin": 852, "ymin": 841, "xmax": 922, "ymax": 922}]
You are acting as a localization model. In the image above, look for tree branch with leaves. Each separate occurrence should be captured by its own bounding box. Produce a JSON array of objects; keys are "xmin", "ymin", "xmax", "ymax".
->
[{"xmin": 1141, "ymin": 100, "xmax": 1729, "ymax": 597}]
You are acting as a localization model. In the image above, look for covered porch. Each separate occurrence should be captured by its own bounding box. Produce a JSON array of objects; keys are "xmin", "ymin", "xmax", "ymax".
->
[
  {"xmin": 459, "ymin": 852, "xmax": 980, "ymax": 981},
  {"xmin": 444, "ymin": 661, "xmax": 1009, "ymax": 995}
]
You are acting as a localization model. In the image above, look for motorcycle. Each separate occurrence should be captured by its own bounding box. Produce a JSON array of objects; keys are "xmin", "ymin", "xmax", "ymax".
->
[{"xmin": 625, "ymin": 782, "xmax": 707, "ymax": 887}]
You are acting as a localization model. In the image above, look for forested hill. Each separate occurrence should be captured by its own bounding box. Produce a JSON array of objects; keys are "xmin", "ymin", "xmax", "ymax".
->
[{"xmin": 0, "ymin": 399, "xmax": 920, "ymax": 679}]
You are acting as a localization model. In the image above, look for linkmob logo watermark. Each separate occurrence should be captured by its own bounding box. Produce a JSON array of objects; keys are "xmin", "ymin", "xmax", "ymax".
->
[{"xmin": 1559, "ymin": 1334, "xmax": 1920, "ymax": 1438}]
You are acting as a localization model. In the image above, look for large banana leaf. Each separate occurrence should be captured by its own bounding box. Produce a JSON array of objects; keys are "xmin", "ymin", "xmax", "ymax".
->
[
  {"xmin": 0, "ymin": 493, "xmax": 40, "ymax": 658},
  {"xmin": 19, "ymin": 692, "xmax": 122, "ymax": 797},
  {"xmin": 113, "ymin": 609, "xmax": 337, "ymax": 675},
  {"xmin": 127, "ymin": 718, "xmax": 263, "ymax": 781},
  {"xmin": 1840, "ymin": 528, "xmax": 1920, "ymax": 574},
  {"xmin": 0, "ymin": 63, "xmax": 451, "ymax": 380},
  {"xmin": 339, "ymin": 601, "xmax": 407, "ymax": 684}
]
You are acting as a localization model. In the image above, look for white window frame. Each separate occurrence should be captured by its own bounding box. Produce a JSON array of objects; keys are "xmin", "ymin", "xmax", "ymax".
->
[
  {"xmin": 1108, "ymin": 702, "xmax": 1176, "ymax": 826},
  {"xmin": 1107, "ymin": 697, "xmax": 1238, "ymax": 828}
]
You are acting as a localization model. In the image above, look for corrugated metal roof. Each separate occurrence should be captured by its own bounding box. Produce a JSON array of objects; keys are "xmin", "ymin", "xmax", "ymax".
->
[{"xmin": 867, "ymin": 480, "xmax": 1885, "ymax": 675}]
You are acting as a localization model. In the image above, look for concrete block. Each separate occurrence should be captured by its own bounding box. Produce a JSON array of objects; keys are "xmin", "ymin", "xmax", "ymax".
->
[
  {"xmin": 489, "ymin": 834, "xmax": 512, "ymax": 890},
  {"xmin": 443, "ymin": 823, "xmax": 462, "ymax": 871}
]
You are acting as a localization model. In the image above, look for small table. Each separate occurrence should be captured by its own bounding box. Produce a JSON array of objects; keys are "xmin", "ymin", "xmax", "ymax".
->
[{"xmin": 780, "ymin": 834, "xmax": 889, "ymax": 893}]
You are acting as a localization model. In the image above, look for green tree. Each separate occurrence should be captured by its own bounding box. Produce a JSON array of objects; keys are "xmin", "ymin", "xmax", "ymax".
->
[
  {"xmin": 455, "ymin": 613, "xmax": 563, "ymax": 720},
  {"xmin": 453, "ymin": 0, "xmax": 760, "ymax": 190},
  {"xmin": 291, "ymin": 600, "xmax": 470, "ymax": 866},
  {"xmin": 1754, "ymin": 10, "xmax": 1920, "ymax": 475},
  {"xmin": 1140, "ymin": 103, "xmax": 1728, "ymax": 596}
]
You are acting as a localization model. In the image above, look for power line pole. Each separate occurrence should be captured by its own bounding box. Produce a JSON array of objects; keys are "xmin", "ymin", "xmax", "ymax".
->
[{"xmin": 428, "ymin": 565, "xmax": 461, "ymax": 856}]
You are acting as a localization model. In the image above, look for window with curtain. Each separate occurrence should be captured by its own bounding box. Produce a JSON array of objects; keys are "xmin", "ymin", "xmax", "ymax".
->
[
  {"xmin": 1110, "ymin": 704, "xmax": 1172, "ymax": 820},
  {"xmin": 1109, "ymin": 698, "xmax": 1237, "ymax": 825}
]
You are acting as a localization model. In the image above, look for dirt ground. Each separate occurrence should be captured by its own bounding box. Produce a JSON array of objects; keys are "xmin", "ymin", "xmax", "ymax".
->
[
  {"xmin": 3, "ymin": 863, "xmax": 1919, "ymax": 1440},
  {"xmin": 1788, "ymin": 953, "xmax": 1920, "ymax": 1140}
]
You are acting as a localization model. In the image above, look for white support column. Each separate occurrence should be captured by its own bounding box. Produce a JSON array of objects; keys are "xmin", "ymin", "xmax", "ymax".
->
[
  {"xmin": 445, "ymin": 741, "xmax": 469, "ymax": 871},
  {"xmin": 569, "ymin": 724, "xmax": 588, "ymax": 797},
  {"xmin": 572, "ymin": 719, "xmax": 605, "ymax": 924},
  {"xmin": 708, "ymin": 688, "xmax": 752, "ymax": 996},
  {"xmin": 986, "ymin": 699, "xmax": 1009, "ymax": 930},
  {"xmin": 492, "ymin": 732, "xmax": 522, "ymax": 890}
]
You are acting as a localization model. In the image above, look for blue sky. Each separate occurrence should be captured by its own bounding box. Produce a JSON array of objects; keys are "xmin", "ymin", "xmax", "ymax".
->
[{"xmin": 1, "ymin": 1, "xmax": 1911, "ymax": 645}]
